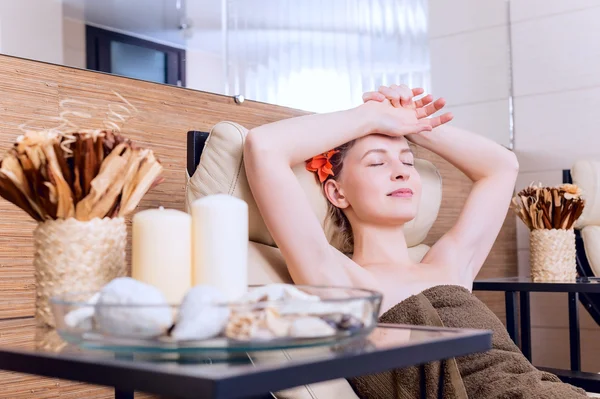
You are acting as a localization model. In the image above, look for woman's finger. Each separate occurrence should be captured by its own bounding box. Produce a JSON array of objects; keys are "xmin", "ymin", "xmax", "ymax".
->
[
  {"xmin": 414, "ymin": 94, "xmax": 433, "ymax": 109},
  {"xmin": 427, "ymin": 112, "xmax": 454, "ymax": 129},
  {"xmin": 416, "ymin": 98, "xmax": 446, "ymax": 119},
  {"xmin": 398, "ymin": 121, "xmax": 432, "ymax": 136},
  {"xmin": 412, "ymin": 88, "xmax": 425, "ymax": 97},
  {"xmin": 391, "ymin": 85, "xmax": 407, "ymax": 107},
  {"xmin": 379, "ymin": 86, "xmax": 401, "ymax": 107},
  {"xmin": 362, "ymin": 91, "xmax": 386, "ymax": 103},
  {"xmin": 398, "ymin": 84, "xmax": 413, "ymax": 107},
  {"xmin": 392, "ymin": 85, "xmax": 406, "ymax": 107}
]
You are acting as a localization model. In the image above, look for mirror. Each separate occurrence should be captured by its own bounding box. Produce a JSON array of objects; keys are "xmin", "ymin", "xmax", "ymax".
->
[{"xmin": 0, "ymin": 0, "xmax": 511, "ymax": 146}]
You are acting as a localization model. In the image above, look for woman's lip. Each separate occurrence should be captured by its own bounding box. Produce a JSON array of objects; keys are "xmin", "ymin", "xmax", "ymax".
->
[{"xmin": 388, "ymin": 189, "xmax": 413, "ymax": 197}]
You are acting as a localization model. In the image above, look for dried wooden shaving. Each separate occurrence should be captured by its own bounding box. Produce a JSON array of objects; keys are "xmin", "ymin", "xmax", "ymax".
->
[{"xmin": 513, "ymin": 183, "xmax": 585, "ymax": 231}]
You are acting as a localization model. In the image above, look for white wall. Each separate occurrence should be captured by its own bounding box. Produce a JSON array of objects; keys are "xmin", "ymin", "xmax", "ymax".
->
[
  {"xmin": 184, "ymin": 0, "xmax": 227, "ymax": 94},
  {"xmin": 63, "ymin": 17, "xmax": 85, "ymax": 69},
  {"xmin": 60, "ymin": 0, "xmax": 227, "ymax": 92},
  {"xmin": 0, "ymin": 0, "xmax": 64, "ymax": 65},
  {"xmin": 429, "ymin": 0, "xmax": 600, "ymax": 372},
  {"xmin": 186, "ymin": 49, "xmax": 226, "ymax": 94},
  {"xmin": 511, "ymin": 0, "xmax": 600, "ymax": 371},
  {"xmin": 62, "ymin": 0, "xmax": 86, "ymax": 70},
  {"xmin": 428, "ymin": 0, "xmax": 512, "ymax": 147}
]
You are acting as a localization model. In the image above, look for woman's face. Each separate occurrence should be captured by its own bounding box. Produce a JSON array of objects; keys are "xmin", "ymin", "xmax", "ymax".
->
[{"xmin": 325, "ymin": 134, "xmax": 422, "ymax": 226}]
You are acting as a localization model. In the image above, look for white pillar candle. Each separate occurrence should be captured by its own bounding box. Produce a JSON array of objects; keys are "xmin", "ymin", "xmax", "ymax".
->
[
  {"xmin": 191, "ymin": 194, "xmax": 248, "ymax": 302},
  {"xmin": 131, "ymin": 207, "xmax": 192, "ymax": 304}
]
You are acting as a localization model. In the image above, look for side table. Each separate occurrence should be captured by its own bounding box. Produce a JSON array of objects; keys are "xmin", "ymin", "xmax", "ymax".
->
[
  {"xmin": 473, "ymin": 276, "xmax": 600, "ymax": 392},
  {"xmin": 0, "ymin": 321, "xmax": 491, "ymax": 399}
]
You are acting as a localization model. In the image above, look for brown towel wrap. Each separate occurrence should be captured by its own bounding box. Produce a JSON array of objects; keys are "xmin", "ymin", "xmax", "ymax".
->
[{"xmin": 349, "ymin": 285, "xmax": 587, "ymax": 399}]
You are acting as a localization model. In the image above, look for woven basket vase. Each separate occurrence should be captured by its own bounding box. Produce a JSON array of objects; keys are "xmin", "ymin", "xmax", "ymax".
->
[
  {"xmin": 529, "ymin": 228, "xmax": 577, "ymax": 282},
  {"xmin": 33, "ymin": 217, "xmax": 127, "ymax": 327}
]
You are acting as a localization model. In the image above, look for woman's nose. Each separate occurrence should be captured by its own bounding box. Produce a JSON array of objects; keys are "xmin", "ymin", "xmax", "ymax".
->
[{"xmin": 392, "ymin": 163, "xmax": 411, "ymax": 181}]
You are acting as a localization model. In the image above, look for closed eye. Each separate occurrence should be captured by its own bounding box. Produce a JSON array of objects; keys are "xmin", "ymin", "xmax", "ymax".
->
[
  {"xmin": 403, "ymin": 162, "xmax": 414, "ymax": 167},
  {"xmin": 368, "ymin": 163, "xmax": 384, "ymax": 167}
]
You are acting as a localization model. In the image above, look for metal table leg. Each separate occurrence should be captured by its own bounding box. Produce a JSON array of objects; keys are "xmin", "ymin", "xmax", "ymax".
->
[
  {"xmin": 115, "ymin": 390, "xmax": 134, "ymax": 399},
  {"xmin": 420, "ymin": 364, "xmax": 426, "ymax": 399},
  {"xmin": 568, "ymin": 292, "xmax": 581, "ymax": 371},
  {"xmin": 437, "ymin": 360, "xmax": 446, "ymax": 399},
  {"xmin": 520, "ymin": 291, "xmax": 532, "ymax": 361},
  {"xmin": 114, "ymin": 353, "xmax": 135, "ymax": 399},
  {"xmin": 418, "ymin": 361, "xmax": 445, "ymax": 398},
  {"xmin": 505, "ymin": 291, "xmax": 519, "ymax": 346}
]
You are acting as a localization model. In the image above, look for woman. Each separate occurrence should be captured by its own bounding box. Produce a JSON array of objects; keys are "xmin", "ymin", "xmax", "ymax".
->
[{"xmin": 243, "ymin": 85, "xmax": 587, "ymax": 398}]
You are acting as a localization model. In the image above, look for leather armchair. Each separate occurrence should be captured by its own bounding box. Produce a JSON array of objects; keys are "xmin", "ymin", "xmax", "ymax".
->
[{"xmin": 185, "ymin": 121, "xmax": 444, "ymax": 398}]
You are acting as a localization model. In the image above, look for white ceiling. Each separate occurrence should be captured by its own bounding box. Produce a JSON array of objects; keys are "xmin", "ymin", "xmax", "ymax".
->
[
  {"xmin": 62, "ymin": 0, "xmax": 429, "ymax": 54},
  {"xmin": 63, "ymin": 0, "xmax": 188, "ymax": 47}
]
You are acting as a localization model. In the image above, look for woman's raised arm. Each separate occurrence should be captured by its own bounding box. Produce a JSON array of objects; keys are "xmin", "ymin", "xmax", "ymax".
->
[
  {"xmin": 244, "ymin": 100, "xmax": 437, "ymax": 285},
  {"xmin": 364, "ymin": 84, "xmax": 518, "ymax": 281}
]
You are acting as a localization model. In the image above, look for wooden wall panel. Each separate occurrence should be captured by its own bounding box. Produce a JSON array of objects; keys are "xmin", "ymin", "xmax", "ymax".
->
[
  {"xmin": 0, "ymin": 318, "xmax": 161, "ymax": 398},
  {"xmin": 0, "ymin": 56, "xmax": 312, "ymax": 320},
  {"xmin": 0, "ymin": 55, "xmax": 517, "ymax": 321},
  {"xmin": 0, "ymin": 54, "xmax": 517, "ymax": 396},
  {"xmin": 417, "ymin": 150, "xmax": 517, "ymax": 323},
  {"xmin": 528, "ymin": 293, "xmax": 600, "ymax": 372},
  {"xmin": 530, "ymin": 325, "xmax": 600, "ymax": 372}
]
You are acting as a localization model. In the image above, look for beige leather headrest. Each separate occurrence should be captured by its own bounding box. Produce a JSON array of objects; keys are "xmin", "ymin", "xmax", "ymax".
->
[
  {"xmin": 572, "ymin": 160, "xmax": 600, "ymax": 228},
  {"xmin": 186, "ymin": 121, "xmax": 442, "ymax": 249}
]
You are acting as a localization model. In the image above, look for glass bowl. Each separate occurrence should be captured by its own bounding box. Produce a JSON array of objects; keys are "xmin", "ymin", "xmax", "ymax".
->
[{"xmin": 50, "ymin": 285, "xmax": 382, "ymax": 353}]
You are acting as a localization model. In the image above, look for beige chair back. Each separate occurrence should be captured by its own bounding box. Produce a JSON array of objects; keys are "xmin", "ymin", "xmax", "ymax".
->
[{"xmin": 571, "ymin": 160, "xmax": 600, "ymax": 276}]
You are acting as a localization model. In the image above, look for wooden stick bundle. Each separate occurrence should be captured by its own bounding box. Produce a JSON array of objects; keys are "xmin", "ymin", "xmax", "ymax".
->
[
  {"xmin": 0, "ymin": 130, "xmax": 163, "ymax": 221},
  {"xmin": 512, "ymin": 183, "xmax": 585, "ymax": 230}
]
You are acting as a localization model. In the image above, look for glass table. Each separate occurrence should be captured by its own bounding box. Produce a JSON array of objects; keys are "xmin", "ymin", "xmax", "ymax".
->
[
  {"xmin": 473, "ymin": 276, "xmax": 600, "ymax": 393},
  {"xmin": 0, "ymin": 319, "xmax": 491, "ymax": 399}
]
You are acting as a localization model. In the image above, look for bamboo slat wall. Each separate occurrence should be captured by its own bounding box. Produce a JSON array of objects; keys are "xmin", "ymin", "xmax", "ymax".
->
[{"xmin": 0, "ymin": 55, "xmax": 517, "ymax": 398}]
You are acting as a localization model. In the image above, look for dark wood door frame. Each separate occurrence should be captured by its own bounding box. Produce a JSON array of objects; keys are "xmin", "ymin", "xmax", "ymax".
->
[{"xmin": 85, "ymin": 25, "xmax": 186, "ymax": 87}]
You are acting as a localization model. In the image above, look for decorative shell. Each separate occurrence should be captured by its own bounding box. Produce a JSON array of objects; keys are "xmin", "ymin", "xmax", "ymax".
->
[
  {"xmin": 224, "ymin": 284, "xmax": 370, "ymax": 341},
  {"xmin": 225, "ymin": 307, "xmax": 293, "ymax": 341},
  {"xmin": 321, "ymin": 313, "xmax": 365, "ymax": 332},
  {"xmin": 236, "ymin": 284, "xmax": 320, "ymax": 304},
  {"xmin": 225, "ymin": 307, "xmax": 337, "ymax": 341},
  {"xmin": 171, "ymin": 285, "xmax": 230, "ymax": 341},
  {"xmin": 225, "ymin": 310, "xmax": 272, "ymax": 341},
  {"xmin": 94, "ymin": 277, "xmax": 173, "ymax": 338}
]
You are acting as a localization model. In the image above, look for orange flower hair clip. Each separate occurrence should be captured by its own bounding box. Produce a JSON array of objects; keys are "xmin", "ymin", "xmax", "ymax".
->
[{"xmin": 305, "ymin": 149, "xmax": 339, "ymax": 183}]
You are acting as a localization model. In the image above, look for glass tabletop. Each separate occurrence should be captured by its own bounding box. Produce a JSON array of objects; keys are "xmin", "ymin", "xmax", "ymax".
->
[
  {"xmin": 473, "ymin": 276, "xmax": 600, "ymax": 293},
  {"xmin": 0, "ymin": 318, "xmax": 491, "ymax": 398},
  {"xmin": 477, "ymin": 276, "xmax": 600, "ymax": 284},
  {"xmin": 0, "ymin": 317, "xmax": 487, "ymax": 371}
]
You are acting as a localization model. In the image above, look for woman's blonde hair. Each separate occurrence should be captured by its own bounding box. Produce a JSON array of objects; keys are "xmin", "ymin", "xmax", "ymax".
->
[{"xmin": 321, "ymin": 140, "xmax": 356, "ymax": 255}]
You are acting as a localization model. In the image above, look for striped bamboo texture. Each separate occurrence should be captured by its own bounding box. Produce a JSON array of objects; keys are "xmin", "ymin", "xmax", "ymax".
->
[
  {"xmin": 0, "ymin": 54, "xmax": 517, "ymax": 397},
  {"xmin": 0, "ymin": 318, "xmax": 161, "ymax": 399}
]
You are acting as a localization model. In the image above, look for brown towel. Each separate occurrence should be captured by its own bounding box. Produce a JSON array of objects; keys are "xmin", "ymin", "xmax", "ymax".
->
[{"xmin": 349, "ymin": 285, "xmax": 588, "ymax": 399}]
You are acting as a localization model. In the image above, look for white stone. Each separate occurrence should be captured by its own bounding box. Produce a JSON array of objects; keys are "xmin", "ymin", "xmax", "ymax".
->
[
  {"xmin": 289, "ymin": 317, "xmax": 336, "ymax": 338},
  {"xmin": 171, "ymin": 285, "xmax": 230, "ymax": 341},
  {"xmin": 237, "ymin": 284, "xmax": 320, "ymax": 303},
  {"xmin": 64, "ymin": 292, "xmax": 100, "ymax": 330},
  {"xmin": 95, "ymin": 277, "xmax": 173, "ymax": 338},
  {"xmin": 280, "ymin": 299, "xmax": 370, "ymax": 322}
]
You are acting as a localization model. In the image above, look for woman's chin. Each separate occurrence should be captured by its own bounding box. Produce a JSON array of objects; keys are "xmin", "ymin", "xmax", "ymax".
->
[{"xmin": 380, "ymin": 212, "xmax": 417, "ymax": 226}]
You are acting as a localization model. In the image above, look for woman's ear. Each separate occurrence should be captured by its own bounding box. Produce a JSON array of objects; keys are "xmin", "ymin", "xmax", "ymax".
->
[{"xmin": 323, "ymin": 179, "xmax": 349, "ymax": 209}]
